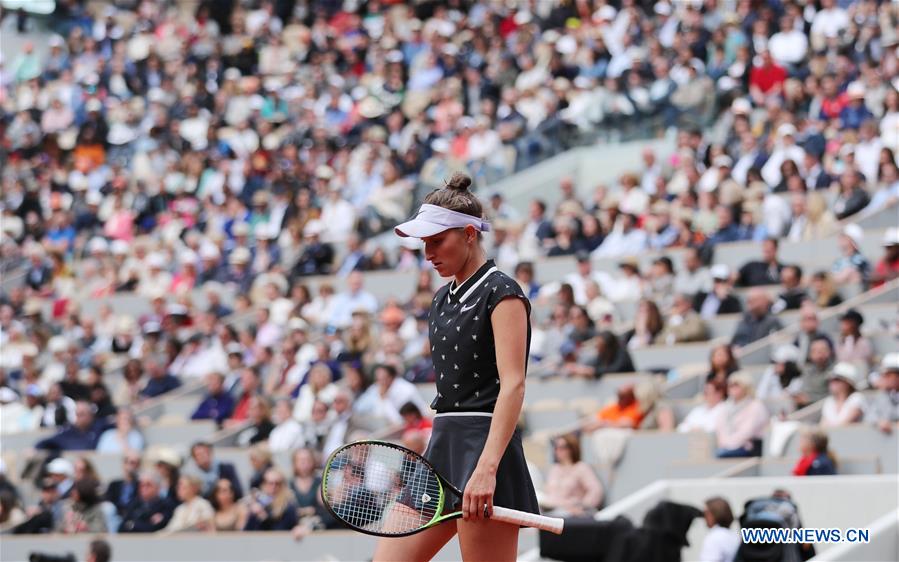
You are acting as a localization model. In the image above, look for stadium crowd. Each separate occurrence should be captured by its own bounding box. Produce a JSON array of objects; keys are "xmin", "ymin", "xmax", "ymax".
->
[{"xmin": 1, "ymin": 0, "xmax": 899, "ymax": 542}]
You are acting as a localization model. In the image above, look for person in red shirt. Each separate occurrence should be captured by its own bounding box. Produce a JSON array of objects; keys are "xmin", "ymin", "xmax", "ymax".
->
[
  {"xmin": 582, "ymin": 384, "xmax": 644, "ymax": 430},
  {"xmin": 872, "ymin": 228, "xmax": 899, "ymax": 288},
  {"xmin": 749, "ymin": 49, "xmax": 787, "ymax": 105},
  {"xmin": 818, "ymin": 74, "xmax": 848, "ymax": 121},
  {"xmin": 227, "ymin": 368, "xmax": 260, "ymax": 425}
]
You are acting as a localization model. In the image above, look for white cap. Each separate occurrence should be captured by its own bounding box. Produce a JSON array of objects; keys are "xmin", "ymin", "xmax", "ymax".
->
[
  {"xmin": 232, "ymin": 222, "xmax": 250, "ymax": 236},
  {"xmin": 199, "ymin": 244, "xmax": 220, "ymax": 260},
  {"xmin": 229, "ymin": 247, "xmax": 251, "ymax": 264},
  {"xmin": 842, "ymin": 223, "xmax": 864, "ymax": 249},
  {"xmin": 0, "ymin": 388, "xmax": 18, "ymax": 403},
  {"xmin": 777, "ymin": 123, "xmax": 797, "ymax": 138},
  {"xmin": 287, "ymin": 316, "xmax": 309, "ymax": 331},
  {"xmin": 47, "ymin": 458, "xmax": 74, "ymax": 477},
  {"xmin": 146, "ymin": 252, "xmax": 166, "ymax": 269},
  {"xmin": 304, "ymin": 220, "xmax": 325, "ymax": 238},
  {"xmin": 847, "ymin": 81, "xmax": 865, "ymax": 99},
  {"xmin": 881, "ymin": 352, "xmax": 899, "ymax": 373},
  {"xmin": 88, "ymin": 237, "xmax": 109, "ymax": 254},
  {"xmin": 180, "ymin": 250, "xmax": 198, "ymax": 265},
  {"xmin": 111, "ymin": 239, "xmax": 129, "ymax": 255},
  {"xmin": 594, "ymin": 5, "xmax": 617, "ymax": 20},
  {"xmin": 431, "ymin": 138, "xmax": 450, "ymax": 153},
  {"xmin": 86, "ymin": 191, "xmax": 103, "ymax": 206},
  {"xmin": 882, "ymin": 227, "xmax": 899, "ymax": 247},
  {"xmin": 713, "ymin": 155, "xmax": 733, "ymax": 168},
  {"xmin": 85, "ymin": 98, "xmax": 102, "ymax": 112},
  {"xmin": 731, "ymin": 98, "xmax": 752, "ymax": 115},
  {"xmin": 48, "ymin": 336, "xmax": 69, "ymax": 353},
  {"xmin": 710, "ymin": 264, "xmax": 731, "ymax": 281},
  {"xmin": 772, "ymin": 344, "xmax": 800, "ymax": 364},
  {"xmin": 829, "ymin": 362, "xmax": 865, "ymax": 390}
]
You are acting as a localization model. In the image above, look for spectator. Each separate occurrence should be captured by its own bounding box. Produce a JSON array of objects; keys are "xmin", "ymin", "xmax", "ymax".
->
[
  {"xmin": 676, "ymin": 380, "xmax": 728, "ymax": 434},
  {"xmin": 164, "ymin": 474, "xmax": 214, "ymax": 533},
  {"xmin": 674, "ymin": 247, "xmax": 712, "ymax": 300},
  {"xmin": 867, "ymin": 353, "xmax": 899, "ymax": 433},
  {"xmin": 658, "ymin": 293, "xmax": 709, "ymax": 345},
  {"xmin": 104, "ymin": 453, "xmax": 141, "ymax": 515},
  {"xmin": 756, "ymin": 345, "xmax": 804, "ymax": 407},
  {"xmin": 821, "ymin": 363, "xmax": 867, "ymax": 428},
  {"xmin": 326, "ymin": 271, "xmax": 379, "ymax": 329},
  {"xmin": 289, "ymin": 448, "xmax": 324, "ymax": 525},
  {"xmin": 35, "ymin": 400, "xmax": 106, "ymax": 451},
  {"xmin": 715, "ymin": 374, "xmax": 769, "ymax": 458},
  {"xmin": 152, "ymin": 448, "xmax": 182, "ymax": 503},
  {"xmin": 832, "ymin": 224, "xmax": 872, "ymax": 289},
  {"xmin": 808, "ymin": 271, "xmax": 843, "ymax": 309},
  {"xmin": 707, "ymin": 344, "xmax": 740, "ymax": 386},
  {"xmin": 292, "ymin": 363, "xmax": 339, "ymax": 422},
  {"xmin": 563, "ymin": 331, "xmax": 635, "ymax": 379},
  {"xmin": 118, "ymin": 470, "xmax": 176, "ymax": 533},
  {"xmin": 872, "ymin": 228, "xmax": 899, "ymax": 288},
  {"xmin": 86, "ymin": 538, "xmax": 112, "ymax": 562},
  {"xmin": 833, "ymin": 171, "xmax": 871, "ymax": 221},
  {"xmin": 243, "ymin": 468, "xmax": 299, "ymax": 532},
  {"xmin": 12, "ymin": 477, "xmax": 62, "ymax": 534},
  {"xmin": 793, "ymin": 307, "xmax": 832, "ymax": 364},
  {"xmin": 44, "ymin": 458, "xmax": 75, "ymax": 498},
  {"xmin": 96, "ymin": 407, "xmax": 144, "ymax": 454},
  {"xmin": 140, "ymin": 360, "xmax": 181, "ymax": 398},
  {"xmin": 623, "ymin": 299, "xmax": 663, "ymax": 350},
  {"xmin": 540, "ymin": 433, "xmax": 604, "ymax": 516},
  {"xmin": 235, "ymin": 396, "xmax": 275, "ymax": 447},
  {"xmin": 771, "ymin": 265, "xmax": 807, "ymax": 314},
  {"xmin": 737, "ymin": 238, "xmax": 783, "ymax": 287},
  {"xmin": 794, "ymin": 336, "xmax": 836, "ymax": 408},
  {"xmin": 582, "ymin": 384, "xmax": 644, "ymax": 431},
  {"xmin": 731, "ymin": 289, "xmax": 783, "ymax": 348},
  {"xmin": 698, "ymin": 497, "xmax": 740, "ymax": 562},
  {"xmin": 268, "ymin": 397, "xmax": 304, "ymax": 453},
  {"xmin": 190, "ymin": 372, "xmax": 235, "ymax": 425},
  {"xmin": 694, "ymin": 265, "xmax": 742, "ymax": 320},
  {"xmin": 55, "ymin": 478, "xmax": 107, "ymax": 534},
  {"xmin": 835, "ymin": 309, "xmax": 873, "ymax": 366},
  {"xmin": 792, "ymin": 429, "xmax": 837, "ymax": 476},
  {"xmin": 0, "ymin": 490, "xmax": 26, "ymax": 532},
  {"xmin": 355, "ymin": 364, "xmax": 426, "ymax": 425},
  {"xmin": 228, "ymin": 367, "xmax": 262, "ymax": 424},
  {"xmin": 210, "ymin": 478, "xmax": 247, "ymax": 532},
  {"xmin": 186, "ymin": 441, "xmax": 243, "ymax": 501}
]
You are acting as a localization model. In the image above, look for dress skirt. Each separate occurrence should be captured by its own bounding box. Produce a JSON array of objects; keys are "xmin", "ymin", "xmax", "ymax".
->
[{"xmin": 423, "ymin": 414, "xmax": 540, "ymax": 514}]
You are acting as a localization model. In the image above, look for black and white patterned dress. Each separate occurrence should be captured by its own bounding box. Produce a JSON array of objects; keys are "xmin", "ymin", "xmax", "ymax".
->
[{"xmin": 422, "ymin": 260, "xmax": 539, "ymax": 514}]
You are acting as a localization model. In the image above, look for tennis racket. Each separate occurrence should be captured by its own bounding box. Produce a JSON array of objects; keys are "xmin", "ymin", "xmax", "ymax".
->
[{"xmin": 321, "ymin": 440, "xmax": 564, "ymax": 537}]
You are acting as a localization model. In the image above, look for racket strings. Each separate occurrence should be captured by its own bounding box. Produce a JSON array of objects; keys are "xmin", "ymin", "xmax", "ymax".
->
[{"xmin": 325, "ymin": 443, "xmax": 443, "ymax": 534}]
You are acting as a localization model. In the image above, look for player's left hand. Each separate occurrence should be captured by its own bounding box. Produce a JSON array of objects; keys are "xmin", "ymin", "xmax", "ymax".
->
[{"xmin": 462, "ymin": 466, "xmax": 496, "ymax": 521}]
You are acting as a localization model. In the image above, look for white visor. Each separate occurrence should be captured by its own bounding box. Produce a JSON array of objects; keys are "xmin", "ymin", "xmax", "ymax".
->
[{"xmin": 395, "ymin": 204, "xmax": 491, "ymax": 238}]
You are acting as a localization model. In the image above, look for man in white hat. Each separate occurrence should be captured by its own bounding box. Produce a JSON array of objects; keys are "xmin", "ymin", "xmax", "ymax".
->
[
  {"xmin": 867, "ymin": 353, "xmax": 899, "ymax": 433},
  {"xmin": 291, "ymin": 220, "xmax": 335, "ymax": 277},
  {"xmin": 832, "ymin": 223, "xmax": 872, "ymax": 287},
  {"xmin": 821, "ymin": 362, "xmax": 866, "ymax": 427}
]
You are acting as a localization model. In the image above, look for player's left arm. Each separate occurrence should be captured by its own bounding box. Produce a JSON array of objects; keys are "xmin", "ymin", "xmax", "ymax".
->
[{"xmin": 462, "ymin": 297, "xmax": 528, "ymax": 521}]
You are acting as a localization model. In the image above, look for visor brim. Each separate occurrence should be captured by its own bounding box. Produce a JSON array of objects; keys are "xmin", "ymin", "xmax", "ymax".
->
[{"xmin": 394, "ymin": 219, "xmax": 455, "ymax": 239}]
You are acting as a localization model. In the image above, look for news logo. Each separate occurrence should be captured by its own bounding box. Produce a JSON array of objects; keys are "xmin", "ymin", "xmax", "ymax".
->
[{"xmin": 741, "ymin": 528, "xmax": 871, "ymax": 544}]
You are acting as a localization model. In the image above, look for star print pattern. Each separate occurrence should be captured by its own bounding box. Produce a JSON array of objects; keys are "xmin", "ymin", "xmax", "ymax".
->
[{"xmin": 427, "ymin": 261, "xmax": 532, "ymax": 413}]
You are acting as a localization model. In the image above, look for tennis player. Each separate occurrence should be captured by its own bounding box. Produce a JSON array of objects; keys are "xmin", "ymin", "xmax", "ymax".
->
[{"xmin": 373, "ymin": 173, "xmax": 539, "ymax": 561}]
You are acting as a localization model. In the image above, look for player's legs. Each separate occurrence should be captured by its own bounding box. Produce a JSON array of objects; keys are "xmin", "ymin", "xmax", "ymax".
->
[
  {"xmin": 372, "ymin": 520, "xmax": 457, "ymax": 562},
  {"xmin": 456, "ymin": 517, "xmax": 520, "ymax": 562}
]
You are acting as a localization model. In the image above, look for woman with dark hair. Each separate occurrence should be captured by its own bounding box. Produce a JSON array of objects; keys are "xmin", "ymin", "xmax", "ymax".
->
[
  {"xmin": 699, "ymin": 496, "xmax": 739, "ymax": 562},
  {"xmin": 757, "ymin": 345, "xmax": 804, "ymax": 408},
  {"xmin": 210, "ymin": 478, "xmax": 246, "ymax": 531},
  {"xmin": 56, "ymin": 478, "xmax": 107, "ymax": 533},
  {"xmin": 564, "ymin": 331, "xmax": 636, "ymax": 378},
  {"xmin": 624, "ymin": 299, "xmax": 664, "ymax": 350},
  {"xmin": 706, "ymin": 344, "xmax": 739, "ymax": 385},
  {"xmin": 539, "ymin": 433, "xmax": 604, "ymax": 516},
  {"xmin": 566, "ymin": 305, "xmax": 595, "ymax": 344}
]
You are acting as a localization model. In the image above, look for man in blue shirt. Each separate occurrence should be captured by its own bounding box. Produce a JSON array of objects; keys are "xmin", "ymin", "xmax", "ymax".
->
[
  {"xmin": 140, "ymin": 359, "xmax": 181, "ymax": 399},
  {"xmin": 35, "ymin": 401, "xmax": 106, "ymax": 451},
  {"xmin": 190, "ymin": 372, "xmax": 234, "ymax": 425}
]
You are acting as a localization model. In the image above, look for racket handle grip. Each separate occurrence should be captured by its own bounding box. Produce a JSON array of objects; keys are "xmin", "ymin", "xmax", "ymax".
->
[{"xmin": 491, "ymin": 506, "xmax": 565, "ymax": 535}]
